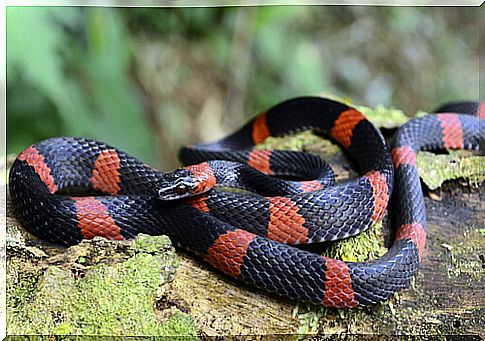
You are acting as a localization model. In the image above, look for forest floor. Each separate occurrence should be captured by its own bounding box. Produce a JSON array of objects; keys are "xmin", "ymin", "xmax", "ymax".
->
[{"xmin": 4, "ymin": 113, "xmax": 484, "ymax": 338}]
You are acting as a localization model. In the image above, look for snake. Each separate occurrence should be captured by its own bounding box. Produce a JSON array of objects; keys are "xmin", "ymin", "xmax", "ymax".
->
[{"xmin": 9, "ymin": 97, "xmax": 484, "ymax": 308}]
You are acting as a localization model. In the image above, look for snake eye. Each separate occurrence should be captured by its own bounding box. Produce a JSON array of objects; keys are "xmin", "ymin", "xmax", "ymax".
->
[{"xmin": 175, "ymin": 183, "xmax": 188, "ymax": 194}]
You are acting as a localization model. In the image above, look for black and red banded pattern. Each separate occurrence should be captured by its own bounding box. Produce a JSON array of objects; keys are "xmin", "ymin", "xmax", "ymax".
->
[
  {"xmin": 391, "ymin": 111, "xmax": 483, "ymax": 262},
  {"xmin": 9, "ymin": 97, "xmax": 484, "ymax": 307}
]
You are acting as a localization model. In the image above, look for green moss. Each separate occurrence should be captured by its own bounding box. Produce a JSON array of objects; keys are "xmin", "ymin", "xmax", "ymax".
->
[
  {"xmin": 355, "ymin": 104, "xmax": 410, "ymax": 128},
  {"xmin": 271, "ymin": 101, "xmax": 483, "ymax": 335},
  {"xmin": 158, "ymin": 310, "xmax": 197, "ymax": 338},
  {"xmin": 251, "ymin": 111, "xmax": 389, "ymax": 335},
  {"xmin": 7, "ymin": 234, "xmax": 196, "ymax": 337},
  {"xmin": 6, "ymin": 259, "xmax": 40, "ymax": 318},
  {"xmin": 323, "ymin": 221, "xmax": 387, "ymax": 262},
  {"xmin": 255, "ymin": 130, "xmax": 334, "ymax": 152},
  {"xmin": 416, "ymin": 150, "xmax": 485, "ymax": 190},
  {"xmin": 254, "ymin": 99, "xmax": 416, "ymax": 335},
  {"xmin": 128, "ymin": 233, "xmax": 172, "ymax": 255},
  {"xmin": 293, "ymin": 304, "xmax": 326, "ymax": 335},
  {"xmin": 291, "ymin": 222, "xmax": 387, "ymax": 335}
]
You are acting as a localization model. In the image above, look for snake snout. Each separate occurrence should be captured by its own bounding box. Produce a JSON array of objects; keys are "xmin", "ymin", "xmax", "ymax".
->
[{"xmin": 157, "ymin": 168, "xmax": 199, "ymax": 201}]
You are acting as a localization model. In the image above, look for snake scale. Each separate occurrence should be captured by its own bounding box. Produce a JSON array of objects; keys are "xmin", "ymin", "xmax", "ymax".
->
[{"xmin": 9, "ymin": 97, "xmax": 484, "ymax": 307}]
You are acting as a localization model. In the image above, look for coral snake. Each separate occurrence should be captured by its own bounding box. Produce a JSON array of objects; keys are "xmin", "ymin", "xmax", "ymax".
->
[{"xmin": 9, "ymin": 97, "xmax": 484, "ymax": 308}]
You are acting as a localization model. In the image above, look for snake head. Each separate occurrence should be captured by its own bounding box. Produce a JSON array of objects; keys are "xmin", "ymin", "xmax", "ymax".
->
[{"xmin": 157, "ymin": 162, "xmax": 216, "ymax": 200}]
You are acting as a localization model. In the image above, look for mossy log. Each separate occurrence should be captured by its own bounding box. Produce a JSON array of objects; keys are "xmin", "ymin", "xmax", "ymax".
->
[
  {"xmin": 168, "ymin": 131, "xmax": 484, "ymax": 336},
  {"xmin": 5, "ymin": 109, "xmax": 484, "ymax": 337}
]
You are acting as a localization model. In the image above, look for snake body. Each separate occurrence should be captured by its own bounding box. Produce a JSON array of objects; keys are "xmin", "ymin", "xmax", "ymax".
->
[{"xmin": 9, "ymin": 97, "xmax": 484, "ymax": 307}]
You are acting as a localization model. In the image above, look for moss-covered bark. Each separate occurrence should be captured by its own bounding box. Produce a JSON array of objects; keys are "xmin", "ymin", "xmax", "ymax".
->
[
  {"xmin": 167, "ymin": 107, "xmax": 484, "ymax": 336},
  {"xmin": 6, "ymin": 226, "xmax": 196, "ymax": 337},
  {"xmin": 6, "ymin": 104, "xmax": 484, "ymax": 337}
]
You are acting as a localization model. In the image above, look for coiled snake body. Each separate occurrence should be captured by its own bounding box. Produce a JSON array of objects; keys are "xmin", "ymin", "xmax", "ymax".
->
[{"xmin": 9, "ymin": 97, "xmax": 484, "ymax": 307}]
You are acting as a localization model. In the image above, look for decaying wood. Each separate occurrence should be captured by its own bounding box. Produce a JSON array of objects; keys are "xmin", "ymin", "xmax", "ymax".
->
[
  {"xmin": 165, "ymin": 184, "xmax": 484, "ymax": 336},
  {"xmin": 6, "ymin": 133, "xmax": 484, "ymax": 336}
]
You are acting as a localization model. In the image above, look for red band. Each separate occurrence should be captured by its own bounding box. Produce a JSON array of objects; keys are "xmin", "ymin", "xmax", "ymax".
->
[
  {"xmin": 17, "ymin": 146, "xmax": 58, "ymax": 194},
  {"xmin": 186, "ymin": 162, "xmax": 217, "ymax": 194},
  {"xmin": 396, "ymin": 222, "xmax": 426, "ymax": 260},
  {"xmin": 436, "ymin": 114, "xmax": 464, "ymax": 149},
  {"xmin": 364, "ymin": 171, "xmax": 389, "ymax": 223},
  {"xmin": 478, "ymin": 102, "xmax": 485, "ymax": 119},
  {"xmin": 205, "ymin": 229, "xmax": 255, "ymax": 278},
  {"xmin": 247, "ymin": 150, "xmax": 272, "ymax": 175},
  {"xmin": 73, "ymin": 197, "xmax": 123, "ymax": 240},
  {"xmin": 299, "ymin": 180, "xmax": 324, "ymax": 193},
  {"xmin": 90, "ymin": 149, "xmax": 121, "ymax": 195},
  {"xmin": 252, "ymin": 112, "xmax": 271, "ymax": 145},
  {"xmin": 330, "ymin": 109, "xmax": 365, "ymax": 149},
  {"xmin": 322, "ymin": 257, "xmax": 357, "ymax": 308},
  {"xmin": 266, "ymin": 197, "xmax": 308, "ymax": 244},
  {"xmin": 186, "ymin": 194, "xmax": 210, "ymax": 213},
  {"xmin": 391, "ymin": 146, "xmax": 417, "ymax": 169}
]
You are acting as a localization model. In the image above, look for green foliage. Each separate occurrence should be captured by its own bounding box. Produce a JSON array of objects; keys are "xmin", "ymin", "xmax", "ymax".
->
[
  {"xmin": 7, "ymin": 7, "xmax": 154, "ymax": 162},
  {"xmin": 8, "ymin": 7, "xmax": 480, "ymax": 170},
  {"xmin": 125, "ymin": 7, "xmax": 235, "ymax": 39}
]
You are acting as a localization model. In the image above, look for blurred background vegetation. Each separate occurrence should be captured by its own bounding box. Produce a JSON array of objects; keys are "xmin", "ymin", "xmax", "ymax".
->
[{"xmin": 7, "ymin": 6, "xmax": 481, "ymax": 170}]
